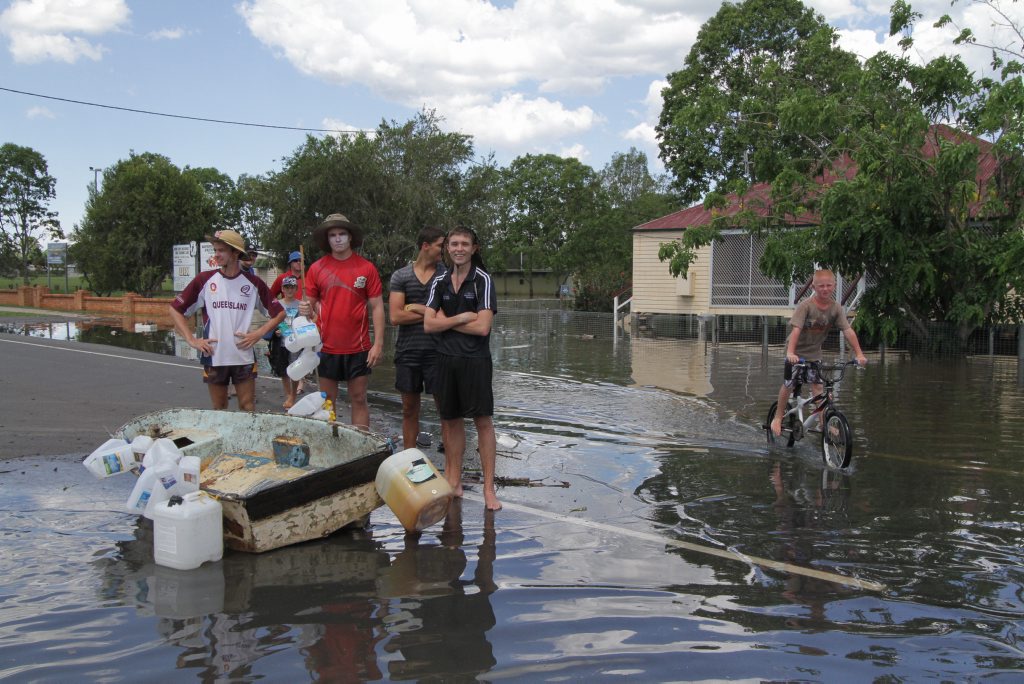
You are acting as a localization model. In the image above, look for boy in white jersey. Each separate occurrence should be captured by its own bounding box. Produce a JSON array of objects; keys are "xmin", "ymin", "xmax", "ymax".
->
[{"xmin": 169, "ymin": 229, "xmax": 285, "ymax": 411}]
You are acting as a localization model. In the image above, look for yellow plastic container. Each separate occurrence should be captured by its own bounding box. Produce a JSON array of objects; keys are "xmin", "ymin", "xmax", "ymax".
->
[{"xmin": 375, "ymin": 448, "xmax": 453, "ymax": 532}]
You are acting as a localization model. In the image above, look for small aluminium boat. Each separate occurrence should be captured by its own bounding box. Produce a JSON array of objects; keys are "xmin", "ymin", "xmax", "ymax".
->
[{"xmin": 117, "ymin": 408, "xmax": 395, "ymax": 553}]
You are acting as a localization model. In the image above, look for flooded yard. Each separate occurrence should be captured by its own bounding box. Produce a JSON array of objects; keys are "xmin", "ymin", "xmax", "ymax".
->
[{"xmin": 1, "ymin": 313, "xmax": 1023, "ymax": 680}]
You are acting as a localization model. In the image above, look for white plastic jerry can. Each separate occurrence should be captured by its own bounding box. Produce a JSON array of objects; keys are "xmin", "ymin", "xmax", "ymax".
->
[
  {"xmin": 375, "ymin": 448, "xmax": 453, "ymax": 532},
  {"xmin": 83, "ymin": 438, "xmax": 135, "ymax": 478},
  {"xmin": 152, "ymin": 491, "xmax": 223, "ymax": 570}
]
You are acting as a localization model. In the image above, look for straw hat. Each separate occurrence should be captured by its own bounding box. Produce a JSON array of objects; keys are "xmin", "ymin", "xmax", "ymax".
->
[
  {"xmin": 204, "ymin": 229, "xmax": 247, "ymax": 255},
  {"xmin": 313, "ymin": 213, "xmax": 364, "ymax": 252}
]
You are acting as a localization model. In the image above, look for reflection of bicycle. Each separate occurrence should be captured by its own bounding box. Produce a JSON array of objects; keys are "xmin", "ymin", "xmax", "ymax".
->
[{"xmin": 764, "ymin": 360, "xmax": 861, "ymax": 469}]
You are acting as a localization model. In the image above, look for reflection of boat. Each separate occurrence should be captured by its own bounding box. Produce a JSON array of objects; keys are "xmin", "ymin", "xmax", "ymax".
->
[{"xmin": 117, "ymin": 408, "xmax": 394, "ymax": 553}]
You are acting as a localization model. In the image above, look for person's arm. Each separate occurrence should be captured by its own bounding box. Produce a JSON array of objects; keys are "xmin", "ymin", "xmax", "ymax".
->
[
  {"xmin": 366, "ymin": 295, "xmax": 386, "ymax": 367},
  {"xmin": 237, "ymin": 308, "xmax": 285, "ymax": 349},
  {"xmin": 843, "ymin": 327, "xmax": 868, "ymax": 366},
  {"xmin": 269, "ymin": 274, "xmax": 282, "ymax": 299},
  {"xmin": 423, "ymin": 307, "xmax": 478, "ymax": 333},
  {"xmin": 169, "ymin": 305, "xmax": 216, "ymax": 356},
  {"xmin": 785, "ymin": 325, "xmax": 801, "ymax": 364},
  {"xmin": 450, "ymin": 309, "xmax": 493, "ymax": 336},
  {"xmin": 388, "ymin": 290, "xmax": 427, "ymax": 325}
]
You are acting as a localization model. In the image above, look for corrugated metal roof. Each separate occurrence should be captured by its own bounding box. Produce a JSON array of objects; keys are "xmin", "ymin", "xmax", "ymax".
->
[{"xmin": 636, "ymin": 124, "xmax": 1001, "ymax": 232}]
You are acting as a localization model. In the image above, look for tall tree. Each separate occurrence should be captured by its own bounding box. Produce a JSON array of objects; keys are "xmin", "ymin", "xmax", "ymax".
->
[
  {"xmin": 258, "ymin": 110, "xmax": 478, "ymax": 282},
  {"xmin": 0, "ymin": 143, "xmax": 61, "ymax": 283},
  {"xmin": 183, "ymin": 166, "xmax": 241, "ymax": 236},
  {"xmin": 660, "ymin": 0, "xmax": 1024, "ymax": 355},
  {"xmin": 656, "ymin": 0, "xmax": 859, "ymax": 204},
  {"xmin": 496, "ymin": 154, "xmax": 604, "ymax": 297},
  {"xmin": 71, "ymin": 152, "xmax": 216, "ymax": 296}
]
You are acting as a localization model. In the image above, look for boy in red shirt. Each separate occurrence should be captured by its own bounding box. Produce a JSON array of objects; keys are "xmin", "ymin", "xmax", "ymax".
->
[{"xmin": 300, "ymin": 214, "xmax": 385, "ymax": 430}]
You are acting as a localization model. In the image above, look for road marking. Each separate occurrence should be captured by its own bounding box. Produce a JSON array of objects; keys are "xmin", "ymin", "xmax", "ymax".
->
[
  {"xmin": 0, "ymin": 337, "xmax": 200, "ymax": 369},
  {"xmin": 464, "ymin": 492, "xmax": 888, "ymax": 592}
]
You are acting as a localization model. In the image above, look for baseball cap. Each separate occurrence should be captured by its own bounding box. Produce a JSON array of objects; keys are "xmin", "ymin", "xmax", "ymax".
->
[
  {"xmin": 288, "ymin": 251, "xmax": 302, "ymax": 263},
  {"xmin": 282, "ymin": 275, "xmax": 298, "ymax": 287}
]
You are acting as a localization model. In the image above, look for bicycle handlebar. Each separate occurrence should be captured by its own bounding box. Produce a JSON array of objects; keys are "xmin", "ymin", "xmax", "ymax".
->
[{"xmin": 792, "ymin": 359, "xmax": 862, "ymax": 383}]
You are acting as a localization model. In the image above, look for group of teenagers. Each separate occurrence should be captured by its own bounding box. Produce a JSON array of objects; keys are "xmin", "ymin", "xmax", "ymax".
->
[{"xmin": 168, "ymin": 213, "xmax": 502, "ymax": 511}]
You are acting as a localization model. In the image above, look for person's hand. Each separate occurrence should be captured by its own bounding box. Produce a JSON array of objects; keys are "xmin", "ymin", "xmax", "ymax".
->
[
  {"xmin": 367, "ymin": 344, "xmax": 383, "ymax": 368},
  {"xmin": 461, "ymin": 311, "xmax": 478, "ymax": 325},
  {"xmin": 189, "ymin": 337, "xmax": 216, "ymax": 355},
  {"xmin": 786, "ymin": 352, "xmax": 799, "ymax": 364},
  {"xmin": 298, "ymin": 300, "xmax": 312, "ymax": 317},
  {"xmin": 235, "ymin": 330, "xmax": 263, "ymax": 350},
  {"xmin": 856, "ymin": 354, "xmax": 867, "ymax": 367}
]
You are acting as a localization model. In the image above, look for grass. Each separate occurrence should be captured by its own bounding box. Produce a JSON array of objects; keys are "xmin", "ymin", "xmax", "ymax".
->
[{"xmin": 0, "ymin": 275, "xmax": 175, "ymax": 296}]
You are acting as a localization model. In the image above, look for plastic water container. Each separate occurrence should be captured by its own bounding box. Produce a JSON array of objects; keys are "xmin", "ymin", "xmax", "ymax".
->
[
  {"xmin": 142, "ymin": 438, "xmax": 183, "ymax": 471},
  {"xmin": 152, "ymin": 492, "xmax": 224, "ymax": 570},
  {"xmin": 144, "ymin": 461, "xmax": 180, "ymax": 520},
  {"xmin": 177, "ymin": 455, "xmax": 201, "ymax": 494},
  {"xmin": 284, "ymin": 316, "xmax": 321, "ymax": 352},
  {"xmin": 287, "ymin": 390, "xmax": 327, "ymax": 416},
  {"xmin": 125, "ymin": 467, "xmax": 159, "ymax": 514},
  {"xmin": 129, "ymin": 435, "xmax": 154, "ymax": 469},
  {"xmin": 375, "ymin": 448, "xmax": 453, "ymax": 532},
  {"xmin": 286, "ymin": 347, "xmax": 320, "ymax": 381},
  {"xmin": 83, "ymin": 438, "xmax": 135, "ymax": 478}
]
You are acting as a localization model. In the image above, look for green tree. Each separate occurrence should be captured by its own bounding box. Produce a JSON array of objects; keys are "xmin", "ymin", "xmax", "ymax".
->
[
  {"xmin": 71, "ymin": 152, "xmax": 217, "ymax": 296},
  {"xmin": 183, "ymin": 166, "xmax": 240, "ymax": 236},
  {"xmin": 496, "ymin": 154, "xmax": 604, "ymax": 297},
  {"xmin": 0, "ymin": 143, "xmax": 61, "ymax": 283},
  {"xmin": 566, "ymin": 150, "xmax": 676, "ymax": 311},
  {"xmin": 656, "ymin": 0, "xmax": 859, "ymax": 204},
  {"xmin": 258, "ymin": 110, "xmax": 479, "ymax": 282},
  {"xmin": 660, "ymin": 0, "xmax": 1024, "ymax": 355}
]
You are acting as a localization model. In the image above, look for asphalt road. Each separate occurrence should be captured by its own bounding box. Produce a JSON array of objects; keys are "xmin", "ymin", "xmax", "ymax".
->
[{"xmin": 0, "ymin": 315, "xmax": 289, "ymax": 458}]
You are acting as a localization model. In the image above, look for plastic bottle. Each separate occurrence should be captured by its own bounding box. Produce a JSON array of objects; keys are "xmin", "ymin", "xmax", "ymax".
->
[
  {"xmin": 286, "ymin": 347, "xmax": 320, "ymax": 381},
  {"xmin": 129, "ymin": 435, "xmax": 154, "ymax": 470},
  {"xmin": 83, "ymin": 438, "xmax": 135, "ymax": 478},
  {"xmin": 177, "ymin": 455, "xmax": 201, "ymax": 494},
  {"xmin": 284, "ymin": 316, "xmax": 321, "ymax": 352},
  {"xmin": 144, "ymin": 460, "xmax": 180, "ymax": 520},
  {"xmin": 287, "ymin": 390, "xmax": 327, "ymax": 416},
  {"xmin": 125, "ymin": 467, "xmax": 159, "ymax": 514},
  {"xmin": 142, "ymin": 438, "xmax": 183, "ymax": 471}
]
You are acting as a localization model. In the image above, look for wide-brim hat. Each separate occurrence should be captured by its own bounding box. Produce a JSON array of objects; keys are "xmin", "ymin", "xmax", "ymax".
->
[
  {"xmin": 313, "ymin": 213, "xmax": 363, "ymax": 252},
  {"xmin": 204, "ymin": 229, "xmax": 247, "ymax": 255}
]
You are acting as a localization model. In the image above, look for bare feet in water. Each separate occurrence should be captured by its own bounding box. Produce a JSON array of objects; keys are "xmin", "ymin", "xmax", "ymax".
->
[{"xmin": 484, "ymin": 489, "xmax": 502, "ymax": 511}]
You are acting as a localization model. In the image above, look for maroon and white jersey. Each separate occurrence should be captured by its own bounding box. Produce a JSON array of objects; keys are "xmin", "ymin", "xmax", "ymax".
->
[{"xmin": 172, "ymin": 269, "xmax": 283, "ymax": 367}]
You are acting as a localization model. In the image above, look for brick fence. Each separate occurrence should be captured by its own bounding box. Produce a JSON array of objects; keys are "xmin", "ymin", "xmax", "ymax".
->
[{"xmin": 0, "ymin": 285, "xmax": 174, "ymax": 319}]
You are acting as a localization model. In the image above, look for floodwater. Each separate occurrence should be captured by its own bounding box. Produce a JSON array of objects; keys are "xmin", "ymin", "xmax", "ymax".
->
[{"xmin": 3, "ymin": 315, "xmax": 1024, "ymax": 681}]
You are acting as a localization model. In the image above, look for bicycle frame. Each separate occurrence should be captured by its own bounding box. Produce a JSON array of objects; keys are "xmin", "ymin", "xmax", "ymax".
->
[{"xmin": 781, "ymin": 361, "xmax": 854, "ymax": 441}]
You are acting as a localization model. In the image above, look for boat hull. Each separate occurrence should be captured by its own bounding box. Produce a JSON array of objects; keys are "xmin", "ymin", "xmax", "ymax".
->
[{"xmin": 117, "ymin": 408, "xmax": 394, "ymax": 553}]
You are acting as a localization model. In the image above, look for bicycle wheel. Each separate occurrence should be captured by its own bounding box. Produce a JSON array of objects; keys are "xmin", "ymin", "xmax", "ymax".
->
[
  {"xmin": 766, "ymin": 401, "xmax": 797, "ymax": 447},
  {"xmin": 822, "ymin": 409, "xmax": 853, "ymax": 468}
]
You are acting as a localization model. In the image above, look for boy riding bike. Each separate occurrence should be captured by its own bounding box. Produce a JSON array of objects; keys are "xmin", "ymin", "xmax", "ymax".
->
[{"xmin": 770, "ymin": 269, "xmax": 867, "ymax": 437}]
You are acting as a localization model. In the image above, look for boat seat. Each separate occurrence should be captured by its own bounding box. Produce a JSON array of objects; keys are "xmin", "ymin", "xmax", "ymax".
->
[{"xmin": 163, "ymin": 428, "xmax": 224, "ymax": 470}]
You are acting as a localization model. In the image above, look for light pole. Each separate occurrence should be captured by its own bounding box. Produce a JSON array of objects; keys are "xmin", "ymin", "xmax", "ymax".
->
[{"xmin": 89, "ymin": 166, "xmax": 103, "ymax": 192}]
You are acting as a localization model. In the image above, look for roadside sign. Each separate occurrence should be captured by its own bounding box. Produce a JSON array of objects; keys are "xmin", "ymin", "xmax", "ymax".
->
[
  {"xmin": 172, "ymin": 242, "xmax": 198, "ymax": 291},
  {"xmin": 200, "ymin": 242, "xmax": 217, "ymax": 272},
  {"xmin": 46, "ymin": 242, "xmax": 67, "ymax": 266}
]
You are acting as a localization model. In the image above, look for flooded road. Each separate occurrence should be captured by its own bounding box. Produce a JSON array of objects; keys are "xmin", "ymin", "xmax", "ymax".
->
[{"xmin": 2, "ymin": 315, "xmax": 1024, "ymax": 680}]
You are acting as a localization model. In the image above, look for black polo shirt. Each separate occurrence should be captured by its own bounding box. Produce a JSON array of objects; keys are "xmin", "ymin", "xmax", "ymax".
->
[{"xmin": 425, "ymin": 265, "xmax": 497, "ymax": 358}]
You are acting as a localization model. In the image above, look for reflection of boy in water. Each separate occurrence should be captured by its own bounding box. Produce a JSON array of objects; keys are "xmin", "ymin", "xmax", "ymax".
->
[{"xmin": 384, "ymin": 499, "xmax": 498, "ymax": 679}]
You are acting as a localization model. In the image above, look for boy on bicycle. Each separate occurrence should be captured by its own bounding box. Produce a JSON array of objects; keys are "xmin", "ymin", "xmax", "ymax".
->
[{"xmin": 770, "ymin": 269, "xmax": 867, "ymax": 436}]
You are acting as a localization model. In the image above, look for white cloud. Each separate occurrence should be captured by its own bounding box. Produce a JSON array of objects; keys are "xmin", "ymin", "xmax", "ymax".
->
[
  {"xmin": 559, "ymin": 143, "xmax": 589, "ymax": 161},
  {"xmin": 237, "ymin": 0, "xmax": 696, "ymax": 152},
  {"xmin": 0, "ymin": 0, "xmax": 129, "ymax": 63},
  {"xmin": 148, "ymin": 27, "xmax": 184, "ymax": 41},
  {"xmin": 26, "ymin": 105, "xmax": 55, "ymax": 119},
  {"xmin": 321, "ymin": 117, "xmax": 375, "ymax": 139}
]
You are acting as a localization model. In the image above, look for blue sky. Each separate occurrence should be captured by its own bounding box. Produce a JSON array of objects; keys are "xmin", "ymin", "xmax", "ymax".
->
[{"xmin": 1, "ymin": 0, "xmax": 1019, "ymax": 242}]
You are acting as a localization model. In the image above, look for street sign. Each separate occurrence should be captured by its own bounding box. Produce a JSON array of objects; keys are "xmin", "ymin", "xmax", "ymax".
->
[{"xmin": 172, "ymin": 242, "xmax": 198, "ymax": 292}]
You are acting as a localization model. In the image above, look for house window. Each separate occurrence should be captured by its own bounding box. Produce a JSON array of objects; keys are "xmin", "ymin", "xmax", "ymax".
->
[{"xmin": 710, "ymin": 232, "xmax": 789, "ymax": 307}]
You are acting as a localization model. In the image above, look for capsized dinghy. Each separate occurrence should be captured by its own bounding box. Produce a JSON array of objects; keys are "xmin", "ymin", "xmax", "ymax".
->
[{"xmin": 117, "ymin": 408, "xmax": 394, "ymax": 553}]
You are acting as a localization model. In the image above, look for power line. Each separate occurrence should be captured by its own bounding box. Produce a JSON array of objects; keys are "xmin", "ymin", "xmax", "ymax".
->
[{"xmin": 0, "ymin": 85, "xmax": 363, "ymax": 134}]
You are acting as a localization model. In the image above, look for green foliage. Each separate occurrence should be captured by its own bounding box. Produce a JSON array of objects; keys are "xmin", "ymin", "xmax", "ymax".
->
[
  {"xmin": 70, "ymin": 152, "xmax": 217, "ymax": 296},
  {"xmin": 255, "ymin": 110, "xmax": 487, "ymax": 281},
  {"xmin": 495, "ymin": 153, "xmax": 606, "ymax": 295},
  {"xmin": 656, "ymin": 0, "xmax": 859, "ymax": 204},
  {"xmin": 0, "ymin": 143, "xmax": 61, "ymax": 283}
]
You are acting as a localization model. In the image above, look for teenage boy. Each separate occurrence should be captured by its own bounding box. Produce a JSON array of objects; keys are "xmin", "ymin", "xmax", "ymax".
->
[
  {"xmin": 423, "ymin": 226, "xmax": 501, "ymax": 511},
  {"xmin": 389, "ymin": 226, "xmax": 447, "ymax": 449},
  {"xmin": 169, "ymin": 229, "xmax": 284, "ymax": 411},
  {"xmin": 299, "ymin": 213, "xmax": 385, "ymax": 430}
]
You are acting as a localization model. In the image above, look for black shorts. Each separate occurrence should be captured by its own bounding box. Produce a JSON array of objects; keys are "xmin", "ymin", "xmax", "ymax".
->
[
  {"xmin": 395, "ymin": 349, "xmax": 438, "ymax": 394},
  {"xmin": 784, "ymin": 359, "xmax": 821, "ymax": 388},
  {"xmin": 435, "ymin": 354, "xmax": 493, "ymax": 420},
  {"xmin": 203, "ymin": 363, "xmax": 258, "ymax": 386},
  {"xmin": 318, "ymin": 351, "xmax": 370, "ymax": 382}
]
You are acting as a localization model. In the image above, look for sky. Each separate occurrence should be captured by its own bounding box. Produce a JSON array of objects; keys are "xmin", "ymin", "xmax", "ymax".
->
[{"xmin": 1, "ymin": 0, "xmax": 1021, "ymax": 244}]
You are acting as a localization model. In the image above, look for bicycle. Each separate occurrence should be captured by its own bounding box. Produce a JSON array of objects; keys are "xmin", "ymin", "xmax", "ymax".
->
[{"xmin": 764, "ymin": 359, "xmax": 861, "ymax": 469}]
